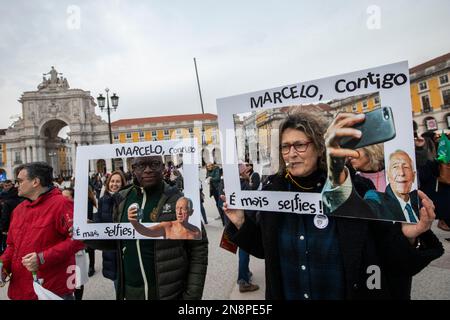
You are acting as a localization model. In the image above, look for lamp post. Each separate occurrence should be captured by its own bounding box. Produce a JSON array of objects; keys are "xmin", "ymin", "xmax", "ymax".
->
[
  {"xmin": 48, "ymin": 152, "xmax": 57, "ymax": 178},
  {"xmin": 97, "ymin": 88, "xmax": 119, "ymax": 144}
]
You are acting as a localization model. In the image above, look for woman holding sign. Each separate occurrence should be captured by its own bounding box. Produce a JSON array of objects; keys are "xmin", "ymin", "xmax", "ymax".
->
[{"xmin": 223, "ymin": 111, "xmax": 443, "ymax": 300}]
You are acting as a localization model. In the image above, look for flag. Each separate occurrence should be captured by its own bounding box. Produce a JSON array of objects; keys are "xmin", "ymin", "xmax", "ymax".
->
[
  {"xmin": 32, "ymin": 272, "xmax": 63, "ymax": 300},
  {"xmin": 436, "ymin": 132, "xmax": 450, "ymax": 164}
]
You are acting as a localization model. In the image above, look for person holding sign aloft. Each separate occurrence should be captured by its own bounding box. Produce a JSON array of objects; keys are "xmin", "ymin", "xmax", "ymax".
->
[
  {"xmin": 322, "ymin": 112, "xmax": 443, "ymax": 299},
  {"xmin": 85, "ymin": 156, "xmax": 208, "ymax": 300},
  {"xmin": 223, "ymin": 111, "xmax": 443, "ymax": 299}
]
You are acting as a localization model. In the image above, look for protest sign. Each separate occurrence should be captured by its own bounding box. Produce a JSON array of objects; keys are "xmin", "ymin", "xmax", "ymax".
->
[
  {"xmin": 217, "ymin": 61, "xmax": 418, "ymax": 222},
  {"xmin": 73, "ymin": 138, "xmax": 201, "ymax": 239}
]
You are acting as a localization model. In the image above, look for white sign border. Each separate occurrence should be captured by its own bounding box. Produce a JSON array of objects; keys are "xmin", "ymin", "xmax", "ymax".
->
[
  {"xmin": 217, "ymin": 61, "xmax": 415, "ymax": 218},
  {"xmin": 73, "ymin": 138, "xmax": 201, "ymax": 240}
]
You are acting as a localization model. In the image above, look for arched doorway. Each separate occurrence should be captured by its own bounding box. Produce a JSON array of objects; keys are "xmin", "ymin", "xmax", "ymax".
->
[
  {"xmin": 40, "ymin": 119, "xmax": 72, "ymax": 178},
  {"xmin": 445, "ymin": 113, "xmax": 450, "ymax": 129},
  {"xmin": 113, "ymin": 158, "xmax": 124, "ymax": 172}
]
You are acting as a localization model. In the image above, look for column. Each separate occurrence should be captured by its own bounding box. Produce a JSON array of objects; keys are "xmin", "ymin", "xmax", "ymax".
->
[
  {"xmin": 122, "ymin": 158, "xmax": 128, "ymax": 172},
  {"xmin": 7, "ymin": 149, "xmax": 13, "ymax": 179},
  {"xmin": 26, "ymin": 146, "xmax": 32, "ymax": 164},
  {"xmin": 32, "ymin": 145, "xmax": 37, "ymax": 163},
  {"xmin": 21, "ymin": 148, "xmax": 26, "ymax": 165},
  {"xmin": 40, "ymin": 147, "xmax": 47, "ymax": 163}
]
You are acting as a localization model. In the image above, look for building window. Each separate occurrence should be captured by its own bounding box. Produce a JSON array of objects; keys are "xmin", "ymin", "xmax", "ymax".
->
[
  {"xmin": 421, "ymin": 95, "xmax": 431, "ymax": 113},
  {"xmin": 126, "ymin": 133, "xmax": 132, "ymax": 139},
  {"xmin": 15, "ymin": 151, "xmax": 21, "ymax": 164},
  {"xmin": 164, "ymin": 129, "xmax": 169, "ymax": 136},
  {"xmin": 446, "ymin": 114, "xmax": 450, "ymax": 129},
  {"xmin": 188, "ymin": 127, "xmax": 193, "ymax": 133},
  {"xmin": 442, "ymin": 88, "xmax": 450, "ymax": 108},
  {"xmin": 374, "ymin": 96, "xmax": 380, "ymax": 105},
  {"xmin": 439, "ymin": 74, "xmax": 449, "ymax": 85},
  {"xmin": 419, "ymin": 81, "xmax": 428, "ymax": 91},
  {"xmin": 352, "ymin": 104, "xmax": 357, "ymax": 112},
  {"xmin": 152, "ymin": 130, "xmax": 157, "ymax": 137},
  {"xmin": 424, "ymin": 117, "xmax": 438, "ymax": 131},
  {"xmin": 139, "ymin": 131, "xmax": 145, "ymax": 139},
  {"xmin": 113, "ymin": 134, "xmax": 119, "ymax": 140},
  {"xmin": 362, "ymin": 101, "xmax": 368, "ymax": 112},
  {"xmin": 176, "ymin": 128, "xmax": 181, "ymax": 135}
]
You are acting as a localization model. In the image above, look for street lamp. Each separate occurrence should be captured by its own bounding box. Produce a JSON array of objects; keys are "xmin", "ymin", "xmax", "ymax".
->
[{"xmin": 97, "ymin": 88, "xmax": 119, "ymax": 144}]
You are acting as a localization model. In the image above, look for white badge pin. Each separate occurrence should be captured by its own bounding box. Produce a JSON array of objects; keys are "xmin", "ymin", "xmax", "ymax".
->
[{"xmin": 313, "ymin": 214, "xmax": 329, "ymax": 229}]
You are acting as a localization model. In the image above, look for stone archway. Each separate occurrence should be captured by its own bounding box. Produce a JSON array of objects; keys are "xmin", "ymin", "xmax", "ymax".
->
[
  {"xmin": 39, "ymin": 119, "xmax": 72, "ymax": 178},
  {"xmin": 0, "ymin": 67, "xmax": 112, "ymax": 180}
]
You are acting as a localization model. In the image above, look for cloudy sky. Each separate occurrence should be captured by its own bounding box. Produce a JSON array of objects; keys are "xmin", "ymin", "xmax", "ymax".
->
[{"xmin": 1, "ymin": 0, "xmax": 450, "ymax": 129}]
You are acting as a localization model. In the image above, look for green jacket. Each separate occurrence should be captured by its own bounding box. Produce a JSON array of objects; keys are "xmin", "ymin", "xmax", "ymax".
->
[{"xmin": 87, "ymin": 182, "xmax": 208, "ymax": 300}]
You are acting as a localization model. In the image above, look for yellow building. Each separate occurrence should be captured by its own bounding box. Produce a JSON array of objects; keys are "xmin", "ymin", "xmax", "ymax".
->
[
  {"xmin": 329, "ymin": 92, "xmax": 381, "ymax": 115},
  {"xmin": 410, "ymin": 52, "xmax": 450, "ymax": 133},
  {"xmin": 330, "ymin": 52, "xmax": 450, "ymax": 134}
]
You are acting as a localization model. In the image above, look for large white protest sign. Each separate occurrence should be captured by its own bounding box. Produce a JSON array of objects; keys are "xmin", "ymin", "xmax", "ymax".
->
[
  {"xmin": 217, "ymin": 61, "xmax": 417, "ymax": 222},
  {"xmin": 73, "ymin": 139, "xmax": 201, "ymax": 239}
]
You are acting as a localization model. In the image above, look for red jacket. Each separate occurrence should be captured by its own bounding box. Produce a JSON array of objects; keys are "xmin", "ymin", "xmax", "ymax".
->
[{"xmin": 0, "ymin": 188, "xmax": 84, "ymax": 300}]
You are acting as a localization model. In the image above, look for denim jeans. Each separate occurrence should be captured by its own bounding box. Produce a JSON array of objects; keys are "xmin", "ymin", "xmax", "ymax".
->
[{"xmin": 237, "ymin": 248, "xmax": 251, "ymax": 284}]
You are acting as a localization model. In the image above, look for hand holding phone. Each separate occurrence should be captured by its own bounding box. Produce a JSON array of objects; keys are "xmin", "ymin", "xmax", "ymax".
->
[{"xmin": 339, "ymin": 107, "xmax": 396, "ymax": 149}]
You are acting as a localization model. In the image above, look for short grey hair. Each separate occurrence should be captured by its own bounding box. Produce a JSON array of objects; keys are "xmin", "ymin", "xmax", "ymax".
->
[
  {"xmin": 388, "ymin": 150, "xmax": 415, "ymax": 171},
  {"xmin": 177, "ymin": 197, "xmax": 194, "ymax": 215}
]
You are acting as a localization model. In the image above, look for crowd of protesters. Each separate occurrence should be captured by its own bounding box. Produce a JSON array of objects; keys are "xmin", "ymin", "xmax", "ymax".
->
[{"xmin": 0, "ymin": 122, "xmax": 448, "ymax": 301}]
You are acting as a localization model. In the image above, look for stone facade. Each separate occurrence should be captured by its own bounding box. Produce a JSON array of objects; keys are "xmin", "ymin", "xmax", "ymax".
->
[{"xmin": 0, "ymin": 67, "xmax": 110, "ymax": 179}]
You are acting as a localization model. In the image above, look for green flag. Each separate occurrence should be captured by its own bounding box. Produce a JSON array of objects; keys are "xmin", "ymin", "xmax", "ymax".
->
[{"xmin": 436, "ymin": 132, "xmax": 450, "ymax": 164}]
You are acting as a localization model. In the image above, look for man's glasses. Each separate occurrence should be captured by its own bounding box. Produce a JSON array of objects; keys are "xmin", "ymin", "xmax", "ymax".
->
[
  {"xmin": 280, "ymin": 141, "xmax": 312, "ymax": 155},
  {"xmin": 133, "ymin": 161, "xmax": 163, "ymax": 171}
]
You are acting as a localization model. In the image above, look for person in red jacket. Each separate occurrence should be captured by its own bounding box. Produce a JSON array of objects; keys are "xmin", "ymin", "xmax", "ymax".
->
[{"xmin": 0, "ymin": 162, "xmax": 84, "ymax": 300}]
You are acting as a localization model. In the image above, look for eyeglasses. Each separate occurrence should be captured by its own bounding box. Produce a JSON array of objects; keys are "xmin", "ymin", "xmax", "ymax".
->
[
  {"xmin": 280, "ymin": 141, "xmax": 312, "ymax": 154},
  {"xmin": 133, "ymin": 161, "xmax": 163, "ymax": 171}
]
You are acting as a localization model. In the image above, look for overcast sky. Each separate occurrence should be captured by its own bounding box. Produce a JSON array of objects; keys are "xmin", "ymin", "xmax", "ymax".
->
[{"xmin": 1, "ymin": 0, "xmax": 450, "ymax": 129}]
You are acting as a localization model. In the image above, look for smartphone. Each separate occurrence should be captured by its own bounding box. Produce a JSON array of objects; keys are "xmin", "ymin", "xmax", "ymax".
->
[{"xmin": 339, "ymin": 106, "xmax": 396, "ymax": 149}]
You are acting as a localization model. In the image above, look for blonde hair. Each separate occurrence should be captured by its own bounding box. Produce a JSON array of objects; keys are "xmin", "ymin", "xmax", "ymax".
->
[{"xmin": 358, "ymin": 143, "xmax": 385, "ymax": 172}]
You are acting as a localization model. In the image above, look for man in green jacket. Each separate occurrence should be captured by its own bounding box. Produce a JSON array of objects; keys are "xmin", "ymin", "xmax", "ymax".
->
[{"xmin": 88, "ymin": 156, "xmax": 208, "ymax": 300}]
